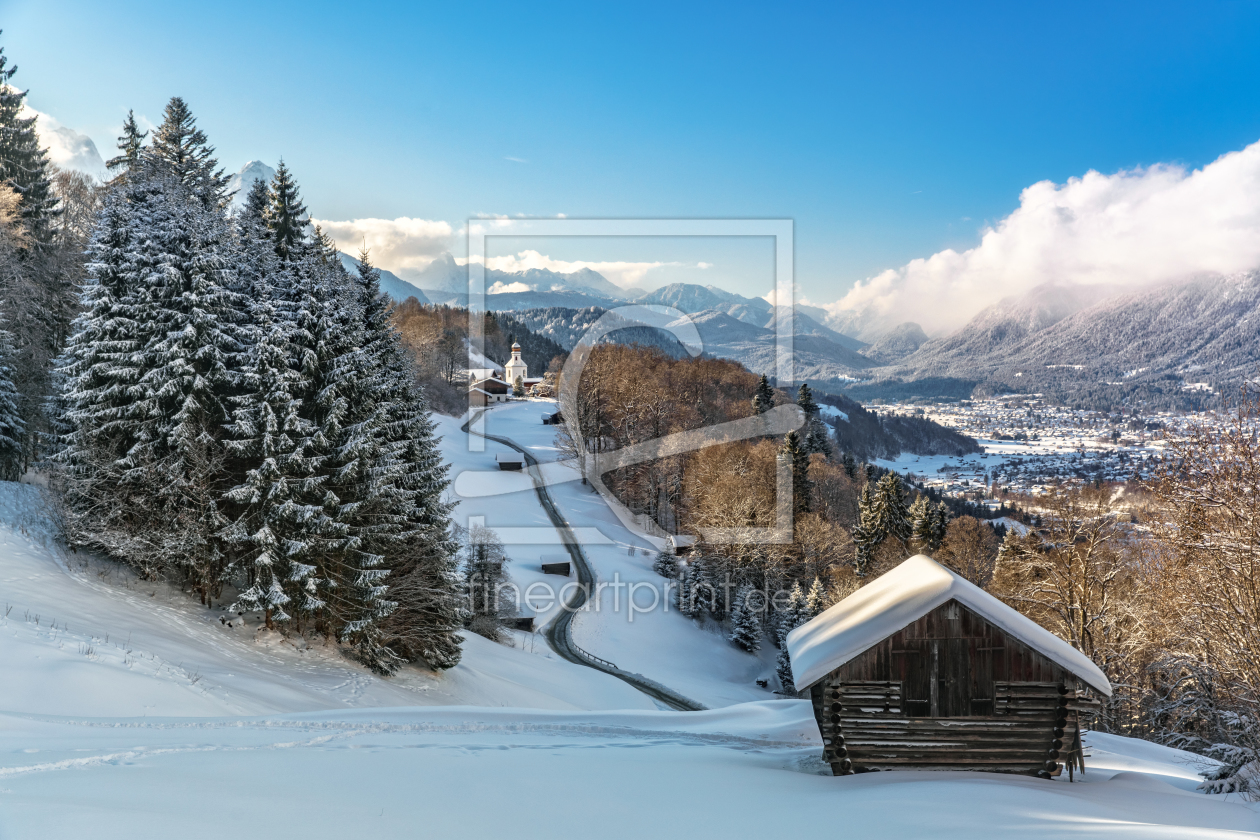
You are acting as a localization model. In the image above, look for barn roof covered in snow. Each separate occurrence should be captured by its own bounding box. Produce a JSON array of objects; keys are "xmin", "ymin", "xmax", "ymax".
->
[{"xmin": 784, "ymin": 554, "xmax": 1112, "ymax": 696}]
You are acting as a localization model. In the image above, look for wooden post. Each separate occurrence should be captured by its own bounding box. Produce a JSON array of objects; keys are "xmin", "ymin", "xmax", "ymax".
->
[{"xmin": 930, "ymin": 641, "xmax": 940, "ymax": 717}]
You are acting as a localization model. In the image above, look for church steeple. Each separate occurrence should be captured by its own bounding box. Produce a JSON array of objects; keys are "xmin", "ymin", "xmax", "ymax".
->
[{"xmin": 504, "ymin": 341, "xmax": 528, "ymax": 387}]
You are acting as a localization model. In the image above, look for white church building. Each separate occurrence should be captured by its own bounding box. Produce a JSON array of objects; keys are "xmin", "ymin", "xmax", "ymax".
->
[{"xmin": 468, "ymin": 342, "xmax": 544, "ymax": 407}]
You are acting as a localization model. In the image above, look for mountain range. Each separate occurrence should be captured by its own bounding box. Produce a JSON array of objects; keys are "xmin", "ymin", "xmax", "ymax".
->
[
  {"xmin": 851, "ymin": 273, "xmax": 1260, "ymax": 408},
  {"xmin": 346, "ymin": 242, "xmax": 1260, "ymax": 409},
  {"xmin": 220, "ymin": 158, "xmax": 1260, "ymax": 408}
]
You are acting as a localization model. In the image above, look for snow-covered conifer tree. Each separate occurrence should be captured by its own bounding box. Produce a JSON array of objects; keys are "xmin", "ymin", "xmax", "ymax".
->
[
  {"xmin": 350, "ymin": 247, "xmax": 462, "ymax": 669},
  {"xmin": 57, "ymin": 160, "xmax": 251, "ymax": 589},
  {"xmin": 909, "ymin": 494, "xmax": 939, "ymax": 552},
  {"xmin": 752, "ymin": 374, "xmax": 774, "ymax": 414},
  {"xmin": 729, "ymin": 582, "xmax": 761, "ymax": 652},
  {"xmin": 781, "ymin": 430, "xmax": 812, "ymax": 516},
  {"xmin": 106, "ymin": 110, "xmax": 148, "ymax": 181},
  {"xmin": 265, "ymin": 161, "xmax": 309, "ymax": 263},
  {"xmin": 653, "ymin": 550, "xmax": 679, "ymax": 578},
  {"xmin": 795, "ymin": 384, "xmax": 832, "ymax": 457},
  {"xmin": 219, "ymin": 295, "xmax": 324, "ymax": 627},
  {"xmin": 852, "ymin": 483, "xmax": 879, "ymax": 576},
  {"xmin": 775, "ymin": 643, "xmax": 796, "ymax": 695},
  {"xmin": 872, "ymin": 472, "xmax": 911, "ymax": 546},
  {"xmin": 148, "ymin": 97, "xmax": 230, "ymax": 208},
  {"xmin": 775, "ymin": 580, "xmax": 805, "ymax": 646},
  {"xmin": 804, "ymin": 576, "xmax": 827, "ymax": 619}
]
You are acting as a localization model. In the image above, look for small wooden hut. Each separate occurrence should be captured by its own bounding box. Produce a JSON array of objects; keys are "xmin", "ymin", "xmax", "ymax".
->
[
  {"xmin": 495, "ymin": 452, "xmax": 525, "ymax": 471},
  {"xmin": 786, "ymin": 555, "xmax": 1108, "ymax": 779}
]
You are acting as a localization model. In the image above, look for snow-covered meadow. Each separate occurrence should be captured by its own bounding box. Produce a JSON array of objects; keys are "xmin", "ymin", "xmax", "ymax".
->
[{"xmin": 0, "ymin": 401, "xmax": 1257, "ymax": 838}]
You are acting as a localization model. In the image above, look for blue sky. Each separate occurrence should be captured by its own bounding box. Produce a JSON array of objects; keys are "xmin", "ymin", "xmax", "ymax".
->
[{"xmin": 5, "ymin": 0, "xmax": 1260, "ymax": 311}]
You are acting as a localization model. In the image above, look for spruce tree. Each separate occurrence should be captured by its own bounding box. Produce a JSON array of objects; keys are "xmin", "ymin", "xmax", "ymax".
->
[
  {"xmin": 148, "ymin": 97, "xmax": 230, "ymax": 208},
  {"xmin": 57, "ymin": 168, "xmax": 251, "ymax": 588},
  {"xmin": 931, "ymin": 501, "xmax": 951, "ymax": 548},
  {"xmin": 675, "ymin": 563, "xmax": 696, "ymax": 616},
  {"xmin": 219, "ymin": 295, "xmax": 324, "ymax": 627},
  {"xmin": 796, "ymin": 383, "xmax": 819, "ymax": 417},
  {"xmin": 909, "ymin": 495, "xmax": 937, "ymax": 552},
  {"xmin": 351, "ymin": 247, "xmax": 461, "ymax": 669},
  {"xmin": 781, "ymin": 430, "xmax": 812, "ymax": 516},
  {"xmin": 0, "ymin": 41, "xmax": 58, "ymax": 245},
  {"xmin": 804, "ymin": 576, "xmax": 827, "ymax": 619},
  {"xmin": 841, "ymin": 451, "xmax": 857, "ymax": 479},
  {"xmin": 775, "ymin": 580, "xmax": 805, "ymax": 646},
  {"xmin": 0, "ymin": 314, "xmax": 22, "ymax": 480},
  {"xmin": 287, "ymin": 252, "xmax": 399, "ymax": 667},
  {"xmin": 106, "ymin": 110, "xmax": 148, "ymax": 179},
  {"xmin": 729, "ymin": 583, "xmax": 761, "ymax": 652},
  {"xmin": 513, "ymin": 375, "xmax": 525, "ymax": 397},
  {"xmin": 775, "ymin": 643, "xmax": 796, "ymax": 694},
  {"xmin": 796, "ymin": 384, "xmax": 832, "ymax": 457},
  {"xmin": 852, "ymin": 482, "xmax": 879, "ymax": 576},
  {"xmin": 266, "ymin": 161, "xmax": 309, "ymax": 263},
  {"xmin": 872, "ymin": 472, "xmax": 911, "ymax": 547},
  {"xmin": 909, "ymin": 497, "xmax": 951, "ymax": 553},
  {"xmin": 752, "ymin": 374, "xmax": 774, "ymax": 414},
  {"xmin": 653, "ymin": 550, "xmax": 679, "ymax": 578}
]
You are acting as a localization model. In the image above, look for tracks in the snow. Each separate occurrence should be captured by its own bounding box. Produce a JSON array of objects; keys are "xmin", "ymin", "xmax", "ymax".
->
[{"xmin": 461, "ymin": 411, "xmax": 705, "ymax": 712}]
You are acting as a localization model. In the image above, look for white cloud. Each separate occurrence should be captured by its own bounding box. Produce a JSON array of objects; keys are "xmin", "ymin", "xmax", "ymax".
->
[
  {"xmin": 697, "ymin": 262, "xmax": 713, "ymax": 269},
  {"xmin": 487, "ymin": 280, "xmax": 533, "ymax": 294},
  {"xmin": 469, "ymin": 249, "xmax": 676, "ymax": 289},
  {"xmin": 824, "ymin": 138, "xmax": 1260, "ymax": 336},
  {"xmin": 310, "ymin": 216, "xmax": 454, "ymax": 273}
]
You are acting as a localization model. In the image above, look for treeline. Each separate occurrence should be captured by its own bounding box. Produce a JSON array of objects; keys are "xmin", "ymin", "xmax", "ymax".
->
[
  {"xmin": 558, "ymin": 344, "xmax": 993, "ymax": 650},
  {"xmin": 0, "ymin": 53, "xmax": 465, "ymax": 675},
  {"xmin": 391, "ymin": 302, "xmax": 566, "ymax": 414},
  {"xmin": 816, "ymin": 392, "xmax": 981, "ymax": 462},
  {"xmin": 0, "ymin": 48, "xmax": 101, "ymax": 481},
  {"xmin": 510, "ymin": 306, "xmax": 692, "ymax": 356}
]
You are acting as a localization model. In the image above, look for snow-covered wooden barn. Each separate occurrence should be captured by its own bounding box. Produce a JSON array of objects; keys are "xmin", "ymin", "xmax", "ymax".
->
[{"xmin": 785, "ymin": 554, "xmax": 1108, "ymax": 779}]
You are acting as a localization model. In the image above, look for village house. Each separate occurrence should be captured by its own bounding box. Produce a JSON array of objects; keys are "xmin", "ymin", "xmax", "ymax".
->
[
  {"xmin": 786, "ymin": 554, "xmax": 1108, "ymax": 779},
  {"xmin": 468, "ymin": 342, "xmax": 544, "ymax": 407}
]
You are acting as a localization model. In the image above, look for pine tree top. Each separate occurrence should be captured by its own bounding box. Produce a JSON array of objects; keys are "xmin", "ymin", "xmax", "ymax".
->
[
  {"xmin": 106, "ymin": 110, "xmax": 147, "ymax": 175},
  {"xmin": 266, "ymin": 160, "xmax": 310, "ymax": 263},
  {"xmin": 148, "ymin": 97, "xmax": 230, "ymax": 207},
  {"xmin": 752, "ymin": 374, "xmax": 775, "ymax": 414},
  {"xmin": 797, "ymin": 383, "xmax": 819, "ymax": 415}
]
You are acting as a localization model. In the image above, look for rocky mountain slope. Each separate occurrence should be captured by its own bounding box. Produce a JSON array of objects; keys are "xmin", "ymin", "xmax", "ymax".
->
[{"xmin": 869, "ymin": 272, "xmax": 1260, "ymax": 407}]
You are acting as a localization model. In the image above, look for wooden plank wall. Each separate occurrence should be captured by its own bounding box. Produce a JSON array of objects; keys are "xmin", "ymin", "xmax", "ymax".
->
[{"xmin": 809, "ymin": 599, "xmax": 1092, "ymax": 777}]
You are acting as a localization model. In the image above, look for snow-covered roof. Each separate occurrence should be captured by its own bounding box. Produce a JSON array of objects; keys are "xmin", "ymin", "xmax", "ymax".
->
[{"xmin": 785, "ymin": 554, "xmax": 1111, "ymax": 696}]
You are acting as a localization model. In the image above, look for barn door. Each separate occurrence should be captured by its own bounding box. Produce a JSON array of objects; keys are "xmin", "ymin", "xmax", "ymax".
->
[
  {"xmin": 939, "ymin": 638, "xmax": 999, "ymax": 717},
  {"xmin": 901, "ymin": 638, "xmax": 997, "ymax": 717},
  {"xmin": 897, "ymin": 640, "xmax": 932, "ymax": 717}
]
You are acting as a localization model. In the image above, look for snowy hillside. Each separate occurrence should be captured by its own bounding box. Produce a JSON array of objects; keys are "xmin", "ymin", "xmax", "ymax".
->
[
  {"xmin": 5, "ymin": 705, "xmax": 1255, "ymax": 840},
  {"xmin": 1, "ymin": 407, "xmax": 1259, "ymax": 836},
  {"xmin": 0, "ymin": 480, "xmax": 648, "ymax": 715}
]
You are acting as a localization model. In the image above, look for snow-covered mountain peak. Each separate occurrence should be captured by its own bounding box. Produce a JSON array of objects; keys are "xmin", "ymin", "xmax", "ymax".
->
[
  {"xmin": 227, "ymin": 160, "xmax": 276, "ymax": 207},
  {"xmin": 17, "ymin": 102, "xmax": 108, "ymax": 180}
]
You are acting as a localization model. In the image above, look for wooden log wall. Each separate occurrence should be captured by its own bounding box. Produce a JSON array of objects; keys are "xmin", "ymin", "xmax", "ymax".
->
[{"xmin": 807, "ymin": 599, "xmax": 1101, "ymax": 778}]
